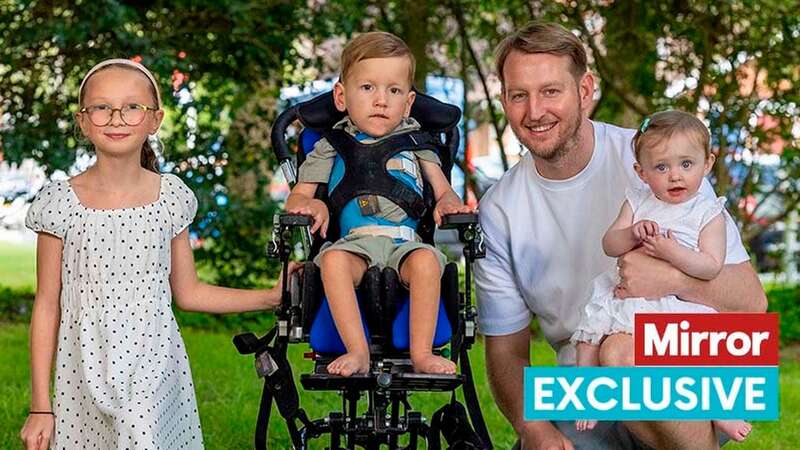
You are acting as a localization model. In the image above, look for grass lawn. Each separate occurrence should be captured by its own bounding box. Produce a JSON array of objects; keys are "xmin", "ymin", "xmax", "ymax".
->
[
  {"xmin": 0, "ymin": 322, "xmax": 532, "ymax": 449},
  {"xmin": 1, "ymin": 322, "xmax": 798, "ymax": 449},
  {"xmin": 2, "ymin": 244, "xmax": 798, "ymax": 448},
  {"xmin": 0, "ymin": 242, "xmax": 36, "ymax": 289}
]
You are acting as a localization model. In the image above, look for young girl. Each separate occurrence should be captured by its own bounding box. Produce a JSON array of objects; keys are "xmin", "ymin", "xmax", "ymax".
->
[
  {"xmin": 19, "ymin": 59, "xmax": 289, "ymax": 450},
  {"xmin": 570, "ymin": 111, "xmax": 752, "ymax": 441}
]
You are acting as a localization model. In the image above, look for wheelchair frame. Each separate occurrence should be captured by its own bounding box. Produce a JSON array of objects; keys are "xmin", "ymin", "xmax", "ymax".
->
[{"xmin": 234, "ymin": 91, "xmax": 492, "ymax": 450}]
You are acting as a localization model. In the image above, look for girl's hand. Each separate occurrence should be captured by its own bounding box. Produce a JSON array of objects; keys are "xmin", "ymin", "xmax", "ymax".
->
[
  {"xmin": 642, "ymin": 230, "xmax": 679, "ymax": 261},
  {"xmin": 20, "ymin": 413, "xmax": 54, "ymax": 450},
  {"xmin": 288, "ymin": 200, "xmax": 329, "ymax": 238},
  {"xmin": 631, "ymin": 220, "xmax": 659, "ymax": 241},
  {"xmin": 262, "ymin": 262, "xmax": 304, "ymax": 310}
]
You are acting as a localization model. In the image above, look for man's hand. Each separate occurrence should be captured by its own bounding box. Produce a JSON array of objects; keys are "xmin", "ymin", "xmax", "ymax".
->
[
  {"xmin": 519, "ymin": 422, "xmax": 574, "ymax": 450},
  {"xmin": 615, "ymin": 248, "xmax": 680, "ymax": 299},
  {"xmin": 631, "ymin": 219, "xmax": 659, "ymax": 241},
  {"xmin": 433, "ymin": 191, "xmax": 474, "ymax": 225},
  {"xmin": 642, "ymin": 229, "xmax": 680, "ymax": 261},
  {"xmin": 288, "ymin": 199, "xmax": 330, "ymax": 238}
]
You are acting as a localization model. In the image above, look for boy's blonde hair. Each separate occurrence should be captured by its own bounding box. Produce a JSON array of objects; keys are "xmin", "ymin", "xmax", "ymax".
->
[
  {"xmin": 494, "ymin": 21, "xmax": 587, "ymax": 86},
  {"xmin": 632, "ymin": 110, "xmax": 711, "ymax": 162},
  {"xmin": 340, "ymin": 31, "xmax": 415, "ymax": 85}
]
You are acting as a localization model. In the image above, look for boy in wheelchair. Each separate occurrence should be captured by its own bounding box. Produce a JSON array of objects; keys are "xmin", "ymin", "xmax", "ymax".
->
[{"xmin": 285, "ymin": 31, "xmax": 473, "ymax": 377}]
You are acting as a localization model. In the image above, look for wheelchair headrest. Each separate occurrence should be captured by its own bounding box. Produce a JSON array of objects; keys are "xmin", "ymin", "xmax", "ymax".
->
[{"xmin": 297, "ymin": 90, "xmax": 461, "ymax": 133}]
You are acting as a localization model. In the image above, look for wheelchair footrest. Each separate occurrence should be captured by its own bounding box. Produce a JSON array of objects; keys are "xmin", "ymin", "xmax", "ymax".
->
[{"xmin": 300, "ymin": 371, "xmax": 463, "ymax": 392}]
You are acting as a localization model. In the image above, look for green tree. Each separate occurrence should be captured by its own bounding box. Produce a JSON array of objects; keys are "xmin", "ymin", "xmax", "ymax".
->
[
  {"xmin": 1, "ymin": 0, "xmax": 309, "ymax": 286},
  {"xmin": 4, "ymin": 0, "xmax": 798, "ymax": 271},
  {"xmin": 438, "ymin": 1, "xmax": 799, "ymax": 248}
]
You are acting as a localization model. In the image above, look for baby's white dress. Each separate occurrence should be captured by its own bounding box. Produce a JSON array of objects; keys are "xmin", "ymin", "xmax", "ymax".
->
[
  {"xmin": 25, "ymin": 173, "xmax": 204, "ymax": 449},
  {"xmin": 571, "ymin": 187, "xmax": 725, "ymax": 345}
]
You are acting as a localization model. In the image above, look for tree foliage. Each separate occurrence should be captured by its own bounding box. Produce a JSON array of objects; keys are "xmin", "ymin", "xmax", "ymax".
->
[
  {"xmin": 1, "ymin": 0, "xmax": 309, "ymax": 286},
  {"xmin": 2, "ymin": 0, "xmax": 798, "ymax": 282}
]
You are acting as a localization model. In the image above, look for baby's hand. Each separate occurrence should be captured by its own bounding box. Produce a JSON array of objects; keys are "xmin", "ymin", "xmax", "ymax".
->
[
  {"xmin": 433, "ymin": 191, "xmax": 474, "ymax": 225},
  {"xmin": 632, "ymin": 220, "xmax": 659, "ymax": 241},
  {"xmin": 642, "ymin": 230, "xmax": 679, "ymax": 261},
  {"xmin": 288, "ymin": 199, "xmax": 330, "ymax": 238}
]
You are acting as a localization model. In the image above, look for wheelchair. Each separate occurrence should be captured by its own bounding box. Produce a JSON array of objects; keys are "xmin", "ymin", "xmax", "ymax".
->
[{"xmin": 233, "ymin": 90, "xmax": 492, "ymax": 450}]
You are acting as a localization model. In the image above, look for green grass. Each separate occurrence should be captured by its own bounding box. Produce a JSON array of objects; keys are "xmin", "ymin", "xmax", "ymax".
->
[
  {"xmin": 3, "ymin": 244, "xmax": 799, "ymax": 448},
  {"xmin": 0, "ymin": 243, "xmax": 35, "ymax": 289},
  {"xmin": 0, "ymin": 322, "xmax": 536, "ymax": 449},
  {"xmin": 2, "ymin": 322, "xmax": 798, "ymax": 449}
]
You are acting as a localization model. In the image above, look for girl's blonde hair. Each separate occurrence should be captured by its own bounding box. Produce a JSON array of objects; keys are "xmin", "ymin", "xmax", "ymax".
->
[
  {"xmin": 632, "ymin": 110, "xmax": 711, "ymax": 162},
  {"xmin": 78, "ymin": 59, "xmax": 162, "ymax": 173}
]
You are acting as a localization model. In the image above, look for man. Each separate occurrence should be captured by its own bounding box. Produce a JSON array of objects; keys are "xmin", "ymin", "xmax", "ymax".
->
[{"xmin": 475, "ymin": 21, "xmax": 766, "ymax": 450}]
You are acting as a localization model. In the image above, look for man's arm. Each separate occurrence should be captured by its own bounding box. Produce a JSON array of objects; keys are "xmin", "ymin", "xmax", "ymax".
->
[
  {"xmin": 616, "ymin": 250, "xmax": 767, "ymax": 312},
  {"xmin": 485, "ymin": 329, "xmax": 573, "ymax": 450},
  {"xmin": 475, "ymin": 196, "xmax": 572, "ymax": 449}
]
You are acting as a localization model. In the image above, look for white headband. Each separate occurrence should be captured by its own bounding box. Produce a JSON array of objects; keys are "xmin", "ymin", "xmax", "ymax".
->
[{"xmin": 78, "ymin": 58, "xmax": 162, "ymax": 106}]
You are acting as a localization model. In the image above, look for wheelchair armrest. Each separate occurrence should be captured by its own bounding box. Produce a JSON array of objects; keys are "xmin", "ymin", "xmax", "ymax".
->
[
  {"xmin": 268, "ymin": 213, "xmax": 314, "ymax": 260},
  {"xmin": 439, "ymin": 212, "xmax": 478, "ymax": 230},
  {"xmin": 279, "ymin": 213, "xmax": 313, "ymax": 227},
  {"xmin": 440, "ymin": 213, "xmax": 486, "ymax": 262}
]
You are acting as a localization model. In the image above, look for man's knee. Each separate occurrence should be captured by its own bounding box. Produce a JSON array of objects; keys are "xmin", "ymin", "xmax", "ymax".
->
[{"xmin": 599, "ymin": 333, "xmax": 635, "ymax": 366}]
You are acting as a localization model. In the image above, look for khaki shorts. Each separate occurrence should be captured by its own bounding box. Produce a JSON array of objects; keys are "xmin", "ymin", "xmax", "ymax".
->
[{"xmin": 314, "ymin": 234, "xmax": 446, "ymax": 279}]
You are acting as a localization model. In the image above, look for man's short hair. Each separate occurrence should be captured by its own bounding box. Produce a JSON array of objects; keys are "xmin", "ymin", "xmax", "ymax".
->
[
  {"xmin": 494, "ymin": 21, "xmax": 588, "ymax": 86},
  {"xmin": 340, "ymin": 31, "xmax": 416, "ymax": 85}
]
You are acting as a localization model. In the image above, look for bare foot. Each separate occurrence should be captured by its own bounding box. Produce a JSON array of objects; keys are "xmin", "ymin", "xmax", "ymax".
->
[
  {"xmin": 326, "ymin": 352, "xmax": 369, "ymax": 377},
  {"xmin": 714, "ymin": 420, "xmax": 751, "ymax": 442},
  {"xmin": 575, "ymin": 419, "xmax": 597, "ymax": 431},
  {"xmin": 411, "ymin": 353, "xmax": 456, "ymax": 374}
]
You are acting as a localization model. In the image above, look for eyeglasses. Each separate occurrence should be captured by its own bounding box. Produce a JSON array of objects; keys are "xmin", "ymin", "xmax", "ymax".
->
[{"xmin": 79, "ymin": 104, "xmax": 159, "ymax": 127}]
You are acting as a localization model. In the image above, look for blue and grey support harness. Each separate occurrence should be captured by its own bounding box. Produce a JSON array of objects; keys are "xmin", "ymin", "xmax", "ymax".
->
[{"xmin": 323, "ymin": 128, "xmax": 437, "ymax": 241}]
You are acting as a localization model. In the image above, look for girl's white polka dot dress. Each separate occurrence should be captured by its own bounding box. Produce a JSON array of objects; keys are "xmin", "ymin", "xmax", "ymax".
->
[{"xmin": 26, "ymin": 173, "xmax": 204, "ymax": 449}]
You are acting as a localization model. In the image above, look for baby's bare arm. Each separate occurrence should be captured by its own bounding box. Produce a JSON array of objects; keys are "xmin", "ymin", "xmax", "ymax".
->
[
  {"xmin": 644, "ymin": 214, "xmax": 726, "ymax": 280},
  {"xmin": 602, "ymin": 201, "xmax": 640, "ymax": 257}
]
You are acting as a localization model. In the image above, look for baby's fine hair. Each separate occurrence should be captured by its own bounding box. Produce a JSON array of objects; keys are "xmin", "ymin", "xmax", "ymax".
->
[
  {"xmin": 632, "ymin": 110, "xmax": 711, "ymax": 163},
  {"xmin": 78, "ymin": 59, "xmax": 162, "ymax": 173},
  {"xmin": 340, "ymin": 31, "xmax": 415, "ymax": 85}
]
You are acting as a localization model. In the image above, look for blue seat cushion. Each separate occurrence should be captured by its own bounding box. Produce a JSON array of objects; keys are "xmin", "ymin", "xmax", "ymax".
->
[
  {"xmin": 309, "ymin": 294, "xmax": 452, "ymax": 354},
  {"xmin": 391, "ymin": 293, "xmax": 452, "ymax": 350}
]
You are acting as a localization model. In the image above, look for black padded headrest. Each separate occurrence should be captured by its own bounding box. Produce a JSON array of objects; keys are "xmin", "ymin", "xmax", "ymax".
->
[{"xmin": 296, "ymin": 90, "xmax": 461, "ymax": 132}]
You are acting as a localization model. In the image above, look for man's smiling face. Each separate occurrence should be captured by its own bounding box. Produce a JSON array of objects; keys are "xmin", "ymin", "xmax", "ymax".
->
[{"xmin": 501, "ymin": 51, "xmax": 587, "ymax": 163}]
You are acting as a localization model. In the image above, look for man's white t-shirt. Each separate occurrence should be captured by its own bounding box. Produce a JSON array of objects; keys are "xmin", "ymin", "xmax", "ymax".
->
[{"xmin": 474, "ymin": 121, "xmax": 749, "ymax": 365}]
